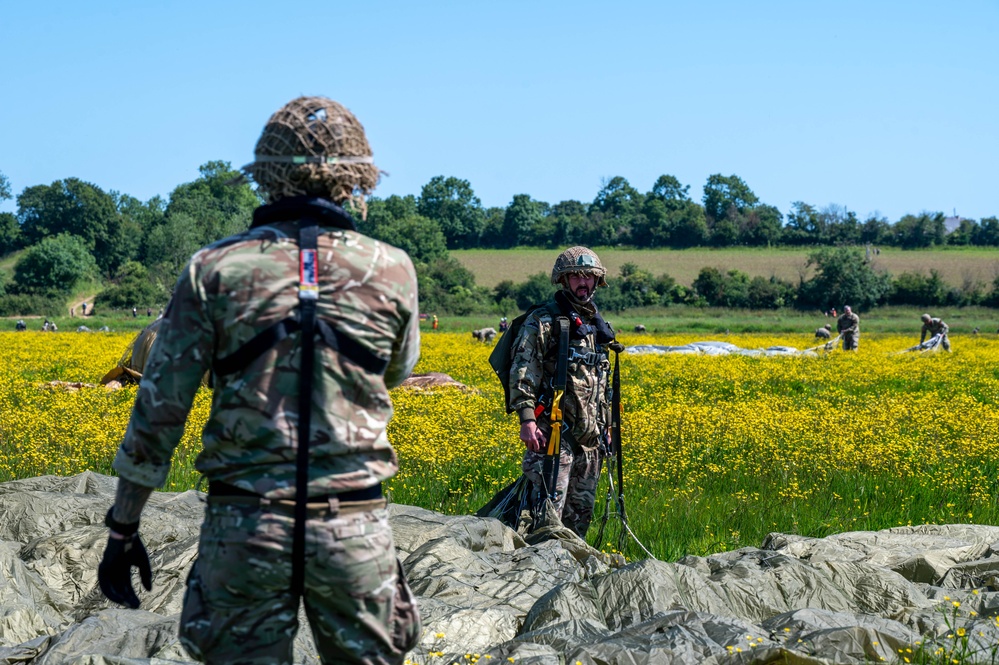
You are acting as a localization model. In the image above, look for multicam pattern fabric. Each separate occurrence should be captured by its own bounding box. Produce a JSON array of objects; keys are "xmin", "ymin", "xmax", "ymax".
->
[
  {"xmin": 113, "ymin": 198, "xmax": 420, "ymax": 498},
  {"xmin": 837, "ymin": 311, "xmax": 860, "ymax": 351},
  {"xmin": 522, "ymin": 445, "xmax": 601, "ymax": 538},
  {"xmin": 179, "ymin": 500, "xmax": 419, "ymax": 665},
  {"xmin": 509, "ymin": 300, "xmax": 612, "ymax": 451},
  {"xmin": 113, "ymin": 197, "xmax": 420, "ymax": 664},
  {"xmin": 509, "ymin": 297, "xmax": 611, "ymax": 535}
]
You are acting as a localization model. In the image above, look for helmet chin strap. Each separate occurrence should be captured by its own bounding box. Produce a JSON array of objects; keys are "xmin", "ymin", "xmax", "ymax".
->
[{"xmin": 562, "ymin": 283, "xmax": 594, "ymax": 306}]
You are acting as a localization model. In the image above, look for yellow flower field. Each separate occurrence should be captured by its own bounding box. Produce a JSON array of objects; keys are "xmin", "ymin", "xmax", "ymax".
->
[{"xmin": 1, "ymin": 330, "xmax": 997, "ymax": 560}]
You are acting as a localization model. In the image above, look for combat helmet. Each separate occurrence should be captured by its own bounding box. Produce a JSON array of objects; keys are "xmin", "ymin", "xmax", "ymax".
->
[
  {"xmin": 550, "ymin": 246, "xmax": 608, "ymax": 287},
  {"xmin": 921, "ymin": 313, "xmax": 932, "ymax": 322},
  {"xmin": 244, "ymin": 96, "xmax": 380, "ymax": 215}
]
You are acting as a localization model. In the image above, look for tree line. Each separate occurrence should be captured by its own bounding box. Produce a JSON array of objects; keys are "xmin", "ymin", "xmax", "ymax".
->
[
  {"xmin": 0, "ymin": 165, "xmax": 997, "ymax": 317},
  {"xmin": 364, "ymin": 174, "xmax": 999, "ymax": 252}
]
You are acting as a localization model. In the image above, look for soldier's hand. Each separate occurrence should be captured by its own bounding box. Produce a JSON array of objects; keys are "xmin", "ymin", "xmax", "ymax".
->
[
  {"xmin": 98, "ymin": 531, "xmax": 152, "ymax": 609},
  {"xmin": 520, "ymin": 421, "xmax": 546, "ymax": 453}
]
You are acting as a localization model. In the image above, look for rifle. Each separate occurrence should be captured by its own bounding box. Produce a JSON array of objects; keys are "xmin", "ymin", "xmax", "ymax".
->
[{"xmin": 596, "ymin": 345, "xmax": 628, "ymax": 552}]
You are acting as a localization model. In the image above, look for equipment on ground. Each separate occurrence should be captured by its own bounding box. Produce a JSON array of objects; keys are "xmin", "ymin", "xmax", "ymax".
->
[{"xmin": 898, "ymin": 333, "xmax": 943, "ymax": 354}]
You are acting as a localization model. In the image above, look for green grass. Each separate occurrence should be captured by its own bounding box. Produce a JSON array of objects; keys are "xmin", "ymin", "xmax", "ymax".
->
[{"xmin": 453, "ymin": 246, "xmax": 999, "ymax": 289}]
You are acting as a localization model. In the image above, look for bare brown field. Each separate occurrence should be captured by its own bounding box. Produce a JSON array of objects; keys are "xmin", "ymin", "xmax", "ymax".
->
[{"xmin": 453, "ymin": 247, "xmax": 999, "ymax": 288}]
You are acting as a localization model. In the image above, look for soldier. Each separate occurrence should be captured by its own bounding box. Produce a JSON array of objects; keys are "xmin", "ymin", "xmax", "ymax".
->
[
  {"xmin": 920, "ymin": 313, "xmax": 951, "ymax": 351},
  {"xmin": 509, "ymin": 247, "xmax": 622, "ymax": 538},
  {"xmin": 837, "ymin": 305, "xmax": 860, "ymax": 351},
  {"xmin": 472, "ymin": 327, "xmax": 497, "ymax": 342},
  {"xmin": 815, "ymin": 323, "xmax": 831, "ymax": 339},
  {"xmin": 97, "ymin": 96, "xmax": 420, "ymax": 664},
  {"xmin": 15, "ymin": 319, "xmax": 26, "ymax": 331}
]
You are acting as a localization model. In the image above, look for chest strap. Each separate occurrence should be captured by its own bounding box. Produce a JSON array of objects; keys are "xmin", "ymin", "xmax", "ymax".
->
[{"xmin": 214, "ymin": 317, "xmax": 389, "ymax": 377}]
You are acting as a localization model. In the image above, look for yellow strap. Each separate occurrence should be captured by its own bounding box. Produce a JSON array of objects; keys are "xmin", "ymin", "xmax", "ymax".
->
[{"xmin": 547, "ymin": 390, "xmax": 564, "ymax": 456}]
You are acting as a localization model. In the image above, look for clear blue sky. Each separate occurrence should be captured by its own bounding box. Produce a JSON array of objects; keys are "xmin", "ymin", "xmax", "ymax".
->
[{"xmin": 1, "ymin": 1, "xmax": 996, "ymax": 222}]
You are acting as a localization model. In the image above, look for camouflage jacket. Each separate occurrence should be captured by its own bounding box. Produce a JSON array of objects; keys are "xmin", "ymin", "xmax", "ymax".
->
[
  {"xmin": 837, "ymin": 312, "xmax": 860, "ymax": 335},
  {"xmin": 921, "ymin": 318, "xmax": 949, "ymax": 340},
  {"xmin": 508, "ymin": 297, "xmax": 612, "ymax": 451},
  {"xmin": 113, "ymin": 197, "xmax": 420, "ymax": 498}
]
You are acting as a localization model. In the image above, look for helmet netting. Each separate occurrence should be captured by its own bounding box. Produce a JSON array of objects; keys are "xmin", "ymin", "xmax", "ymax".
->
[
  {"xmin": 550, "ymin": 246, "xmax": 608, "ymax": 286},
  {"xmin": 246, "ymin": 96, "xmax": 379, "ymax": 212}
]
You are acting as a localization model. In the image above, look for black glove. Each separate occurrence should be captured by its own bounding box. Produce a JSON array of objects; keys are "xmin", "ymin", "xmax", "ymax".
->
[{"xmin": 98, "ymin": 509, "xmax": 152, "ymax": 608}]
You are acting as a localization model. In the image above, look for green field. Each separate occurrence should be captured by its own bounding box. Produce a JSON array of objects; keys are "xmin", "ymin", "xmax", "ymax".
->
[{"xmin": 453, "ymin": 246, "xmax": 999, "ymax": 289}]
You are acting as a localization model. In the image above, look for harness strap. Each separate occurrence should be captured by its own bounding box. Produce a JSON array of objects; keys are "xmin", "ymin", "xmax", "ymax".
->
[
  {"xmin": 541, "ymin": 316, "xmax": 570, "ymax": 502},
  {"xmin": 291, "ymin": 220, "xmax": 319, "ymax": 599},
  {"xmin": 214, "ymin": 318, "xmax": 389, "ymax": 377}
]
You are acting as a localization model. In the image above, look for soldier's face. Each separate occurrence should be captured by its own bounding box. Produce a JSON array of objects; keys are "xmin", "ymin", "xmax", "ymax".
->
[{"xmin": 567, "ymin": 273, "xmax": 597, "ymax": 300}]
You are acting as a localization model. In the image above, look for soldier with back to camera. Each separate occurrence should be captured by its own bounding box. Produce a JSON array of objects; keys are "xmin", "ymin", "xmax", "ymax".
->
[{"xmin": 97, "ymin": 96, "xmax": 421, "ymax": 665}]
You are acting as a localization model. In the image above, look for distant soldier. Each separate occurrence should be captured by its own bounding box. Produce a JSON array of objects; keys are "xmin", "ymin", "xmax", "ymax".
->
[
  {"xmin": 920, "ymin": 313, "xmax": 951, "ymax": 351},
  {"xmin": 132, "ymin": 306, "xmax": 137, "ymax": 317},
  {"xmin": 146, "ymin": 307, "xmax": 152, "ymax": 317},
  {"xmin": 15, "ymin": 320, "xmax": 26, "ymax": 332},
  {"xmin": 837, "ymin": 306, "xmax": 860, "ymax": 351},
  {"xmin": 815, "ymin": 324, "xmax": 832, "ymax": 339},
  {"xmin": 81, "ymin": 302, "xmax": 87, "ymax": 316},
  {"xmin": 498, "ymin": 317, "xmax": 509, "ymax": 333},
  {"xmin": 472, "ymin": 327, "xmax": 497, "ymax": 342}
]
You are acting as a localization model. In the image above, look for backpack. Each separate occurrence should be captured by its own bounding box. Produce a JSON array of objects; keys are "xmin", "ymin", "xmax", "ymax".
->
[{"xmin": 488, "ymin": 301, "xmax": 561, "ymax": 414}]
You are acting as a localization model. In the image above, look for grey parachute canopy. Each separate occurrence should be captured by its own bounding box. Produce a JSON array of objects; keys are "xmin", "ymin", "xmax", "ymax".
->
[
  {"xmin": 627, "ymin": 341, "xmax": 821, "ymax": 357},
  {"xmin": 5, "ymin": 472, "xmax": 999, "ymax": 664}
]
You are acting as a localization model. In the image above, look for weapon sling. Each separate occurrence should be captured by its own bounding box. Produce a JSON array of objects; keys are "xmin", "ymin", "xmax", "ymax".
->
[{"xmin": 541, "ymin": 317, "xmax": 570, "ymax": 501}]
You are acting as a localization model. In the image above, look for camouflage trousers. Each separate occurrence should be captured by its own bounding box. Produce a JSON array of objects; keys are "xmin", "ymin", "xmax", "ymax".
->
[
  {"xmin": 179, "ymin": 497, "xmax": 420, "ymax": 665},
  {"xmin": 842, "ymin": 332, "xmax": 859, "ymax": 351},
  {"xmin": 522, "ymin": 443, "xmax": 601, "ymax": 538}
]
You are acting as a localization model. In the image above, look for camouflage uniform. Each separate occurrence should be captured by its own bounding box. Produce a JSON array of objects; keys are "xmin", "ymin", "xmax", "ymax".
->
[
  {"xmin": 509, "ymin": 297, "xmax": 612, "ymax": 538},
  {"xmin": 921, "ymin": 316, "xmax": 951, "ymax": 351},
  {"xmin": 112, "ymin": 198, "xmax": 421, "ymax": 664},
  {"xmin": 837, "ymin": 310, "xmax": 860, "ymax": 351}
]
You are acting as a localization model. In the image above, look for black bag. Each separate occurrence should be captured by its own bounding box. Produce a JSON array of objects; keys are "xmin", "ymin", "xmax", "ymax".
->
[{"xmin": 488, "ymin": 301, "xmax": 560, "ymax": 414}]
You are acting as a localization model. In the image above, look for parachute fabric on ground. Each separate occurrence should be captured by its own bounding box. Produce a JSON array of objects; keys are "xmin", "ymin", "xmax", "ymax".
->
[
  {"xmin": 898, "ymin": 333, "xmax": 944, "ymax": 354},
  {"xmin": 7, "ymin": 474, "xmax": 999, "ymax": 663},
  {"xmin": 627, "ymin": 341, "xmax": 821, "ymax": 357}
]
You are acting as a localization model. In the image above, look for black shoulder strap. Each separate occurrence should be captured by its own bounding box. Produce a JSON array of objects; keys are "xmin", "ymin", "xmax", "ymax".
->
[
  {"xmin": 541, "ymin": 315, "xmax": 570, "ymax": 501},
  {"xmin": 291, "ymin": 219, "xmax": 319, "ymax": 599}
]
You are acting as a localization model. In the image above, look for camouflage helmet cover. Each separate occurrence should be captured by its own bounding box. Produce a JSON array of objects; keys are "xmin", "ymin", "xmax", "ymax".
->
[
  {"xmin": 550, "ymin": 246, "xmax": 608, "ymax": 287},
  {"xmin": 921, "ymin": 313, "xmax": 932, "ymax": 322},
  {"xmin": 244, "ymin": 96, "xmax": 379, "ymax": 210}
]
